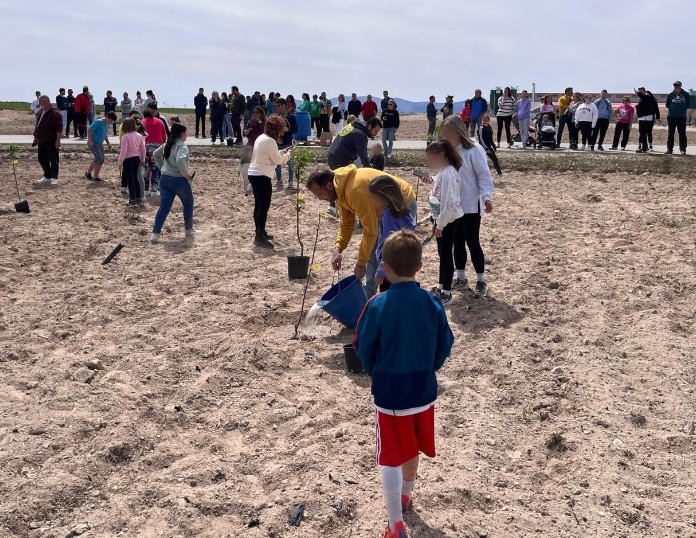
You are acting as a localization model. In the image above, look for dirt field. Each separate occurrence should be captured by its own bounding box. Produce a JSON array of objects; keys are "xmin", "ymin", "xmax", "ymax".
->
[
  {"xmin": 4, "ymin": 108, "xmax": 694, "ymax": 147},
  {"xmin": 1, "ymin": 149, "xmax": 695, "ymax": 538}
]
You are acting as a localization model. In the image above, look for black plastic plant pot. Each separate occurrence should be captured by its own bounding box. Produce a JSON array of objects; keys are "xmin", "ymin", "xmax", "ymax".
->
[
  {"xmin": 15, "ymin": 199, "xmax": 30, "ymax": 213},
  {"xmin": 343, "ymin": 344, "xmax": 363, "ymax": 373},
  {"xmin": 287, "ymin": 255, "xmax": 309, "ymax": 280}
]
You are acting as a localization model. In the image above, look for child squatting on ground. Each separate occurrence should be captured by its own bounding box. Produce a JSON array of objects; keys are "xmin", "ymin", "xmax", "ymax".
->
[{"xmin": 355, "ymin": 230, "xmax": 454, "ymax": 538}]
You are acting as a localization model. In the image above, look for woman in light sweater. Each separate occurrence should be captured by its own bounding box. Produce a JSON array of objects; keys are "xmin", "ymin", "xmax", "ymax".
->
[
  {"xmin": 248, "ymin": 115, "xmax": 292, "ymax": 249},
  {"xmin": 496, "ymin": 87, "xmax": 516, "ymax": 148},
  {"xmin": 118, "ymin": 118, "xmax": 146, "ymax": 206},
  {"xmin": 151, "ymin": 123, "xmax": 195, "ymax": 243},
  {"xmin": 441, "ymin": 115, "xmax": 494, "ymax": 298},
  {"xmin": 575, "ymin": 94, "xmax": 599, "ymax": 151}
]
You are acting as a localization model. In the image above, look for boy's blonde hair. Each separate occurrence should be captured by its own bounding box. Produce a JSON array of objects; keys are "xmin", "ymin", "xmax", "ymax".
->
[
  {"xmin": 382, "ymin": 230, "xmax": 422, "ymax": 278},
  {"xmin": 372, "ymin": 143, "xmax": 383, "ymax": 153},
  {"xmin": 346, "ymin": 114, "xmax": 356, "ymax": 125}
]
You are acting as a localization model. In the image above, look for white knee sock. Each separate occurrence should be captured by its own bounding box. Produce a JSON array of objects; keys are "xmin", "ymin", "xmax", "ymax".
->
[{"xmin": 381, "ymin": 466, "xmax": 403, "ymax": 531}]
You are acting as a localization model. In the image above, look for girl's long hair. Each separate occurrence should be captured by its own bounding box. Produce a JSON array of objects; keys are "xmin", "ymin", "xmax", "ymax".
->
[
  {"xmin": 426, "ymin": 139, "xmax": 463, "ymax": 169},
  {"xmin": 441, "ymin": 116, "xmax": 475, "ymax": 150},
  {"xmin": 164, "ymin": 123, "xmax": 187, "ymax": 159},
  {"xmin": 368, "ymin": 175, "xmax": 409, "ymax": 218}
]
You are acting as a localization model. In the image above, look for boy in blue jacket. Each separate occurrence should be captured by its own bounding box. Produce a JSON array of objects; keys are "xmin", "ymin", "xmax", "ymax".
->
[{"xmin": 355, "ymin": 230, "xmax": 454, "ymax": 538}]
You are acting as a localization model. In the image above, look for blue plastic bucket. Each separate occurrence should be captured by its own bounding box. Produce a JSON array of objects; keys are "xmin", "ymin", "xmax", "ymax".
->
[
  {"xmin": 294, "ymin": 111, "xmax": 311, "ymax": 141},
  {"xmin": 317, "ymin": 275, "xmax": 368, "ymax": 328}
]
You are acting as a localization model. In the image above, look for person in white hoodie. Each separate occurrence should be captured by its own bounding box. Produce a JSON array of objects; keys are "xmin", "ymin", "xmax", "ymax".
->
[
  {"xmin": 440, "ymin": 115, "xmax": 494, "ymax": 299},
  {"xmin": 575, "ymin": 94, "xmax": 599, "ymax": 151}
]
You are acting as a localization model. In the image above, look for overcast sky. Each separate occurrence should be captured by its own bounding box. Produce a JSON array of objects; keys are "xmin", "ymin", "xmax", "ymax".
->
[{"xmin": 1, "ymin": 0, "xmax": 693, "ymax": 107}]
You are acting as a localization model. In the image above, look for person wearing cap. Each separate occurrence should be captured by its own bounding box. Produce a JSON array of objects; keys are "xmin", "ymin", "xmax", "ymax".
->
[{"xmin": 665, "ymin": 81, "xmax": 690, "ymax": 155}]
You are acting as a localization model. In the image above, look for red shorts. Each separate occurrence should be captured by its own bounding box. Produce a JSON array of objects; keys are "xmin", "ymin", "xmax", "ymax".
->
[{"xmin": 375, "ymin": 406, "xmax": 436, "ymax": 467}]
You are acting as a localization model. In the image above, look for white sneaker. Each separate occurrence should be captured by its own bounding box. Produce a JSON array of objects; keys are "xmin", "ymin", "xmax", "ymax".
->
[
  {"xmin": 150, "ymin": 233, "xmax": 161, "ymax": 243},
  {"xmin": 581, "ymin": 145, "xmax": 586, "ymax": 151},
  {"xmin": 185, "ymin": 229, "xmax": 196, "ymax": 241},
  {"xmin": 49, "ymin": 178, "xmax": 58, "ymax": 185},
  {"xmin": 120, "ymin": 187, "xmax": 128, "ymax": 194},
  {"xmin": 35, "ymin": 177, "xmax": 51, "ymax": 184},
  {"xmin": 150, "ymin": 189, "xmax": 160, "ymax": 197}
]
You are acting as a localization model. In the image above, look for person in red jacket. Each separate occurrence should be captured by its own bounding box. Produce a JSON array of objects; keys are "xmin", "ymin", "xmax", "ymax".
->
[
  {"xmin": 74, "ymin": 86, "xmax": 91, "ymax": 139},
  {"xmin": 362, "ymin": 94, "xmax": 378, "ymax": 121}
]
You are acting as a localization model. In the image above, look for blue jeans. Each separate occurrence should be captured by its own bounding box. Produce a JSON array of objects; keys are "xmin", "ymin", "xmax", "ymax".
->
[
  {"xmin": 365, "ymin": 199, "xmax": 418, "ymax": 297},
  {"xmin": 153, "ymin": 174, "xmax": 194, "ymax": 234},
  {"xmin": 275, "ymin": 146, "xmax": 295, "ymax": 184},
  {"xmin": 470, "ymin": 116, "xmax": 483, "ymax": 138},
  {"xmin": 557, "ymin": 114, "xmax": 570, "ymax": 146},
  {"xmin": 223, "ymin": 113, "xmax": 232, "ymax": 139},
  {"xmin": 381, "ymin": 127, "xmax": 396, "ymax": 156}
]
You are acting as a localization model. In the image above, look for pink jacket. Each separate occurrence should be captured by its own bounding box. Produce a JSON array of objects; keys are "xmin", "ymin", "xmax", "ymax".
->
[{"xmin": 119, "ymin": 132, "xmax": 146, "ymax": 166}]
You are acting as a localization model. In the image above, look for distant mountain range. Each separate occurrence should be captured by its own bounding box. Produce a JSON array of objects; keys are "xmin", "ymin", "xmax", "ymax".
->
[{"xmin": 334, "ymin": 96, "xmax": 465, "ymax": 115}]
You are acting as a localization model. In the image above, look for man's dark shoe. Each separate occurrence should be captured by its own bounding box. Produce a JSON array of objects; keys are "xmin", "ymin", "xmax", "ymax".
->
[{"xmin": 254, "ymin": 235, "xmax": 274, "ymax": 250}]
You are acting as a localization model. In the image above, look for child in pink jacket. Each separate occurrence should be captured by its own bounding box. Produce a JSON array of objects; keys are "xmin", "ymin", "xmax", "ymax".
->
[{"xmin": 119, "ymin": 117, "xmax": 147, "ymax": 205}]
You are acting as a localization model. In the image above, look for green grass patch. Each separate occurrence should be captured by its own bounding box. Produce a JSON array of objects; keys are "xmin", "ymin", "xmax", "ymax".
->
[{"xmin": 0, "ymin": 101, "xmax": 32, "ymax": 111}]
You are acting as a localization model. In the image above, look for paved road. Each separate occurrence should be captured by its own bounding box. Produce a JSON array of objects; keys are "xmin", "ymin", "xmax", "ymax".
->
[{"xmin": 0, "ymin": 134, "xmax": 686, "ymax": 155}]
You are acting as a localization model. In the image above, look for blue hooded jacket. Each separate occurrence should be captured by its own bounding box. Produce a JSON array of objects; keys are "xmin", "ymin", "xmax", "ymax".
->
[
  {"xmin": 470, "ymin": 97, "xmax": 488, "ymax": 121},
  {"xmin": 354, "ymin": 282, "xmax": 454, "ymax": 410}
]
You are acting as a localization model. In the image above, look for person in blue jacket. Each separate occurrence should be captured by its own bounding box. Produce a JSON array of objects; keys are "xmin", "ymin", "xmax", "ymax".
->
[
  {"xmin": 469, "ymin": 89, "xmax": 488, "ymax": 137},
  {"xmin": 194, "ymin": 88, "xmax": 208, "ymax": 138},
  {"xmin": 354, "ymin": 229, "xmax": 453, "ymax": 538},
  {"xmin": 368, "ymin": 175, "xmax": 416, "ymax": 292}
]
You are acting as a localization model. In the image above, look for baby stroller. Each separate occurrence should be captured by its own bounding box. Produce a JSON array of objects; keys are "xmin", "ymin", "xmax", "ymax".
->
[
  {"xmin": 535, "ymin": 116, "xmax": 557, "ymax": 150},
  {"xmin": 512, "ymin": 113, "xmax": 537, "ymax": 147}
]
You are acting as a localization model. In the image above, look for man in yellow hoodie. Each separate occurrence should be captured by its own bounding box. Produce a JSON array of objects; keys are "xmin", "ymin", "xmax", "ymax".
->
[{"xmin": 307, "ymin": 164, "xmax": 416, "ymax": 297}]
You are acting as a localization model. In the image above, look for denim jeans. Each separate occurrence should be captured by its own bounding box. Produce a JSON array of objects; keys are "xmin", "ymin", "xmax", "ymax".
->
[
  {"xmin": 557, "ymin": 114, "xmax": 570, "ymax": 146},
  {"xmin": 365, "ymin": 199, "xmax": 418, "ymax": 297},
  {"xmin": 275, "ymin": 146, "xmax": 295, "ymax": 184},
  {"xmin": 222, "ymin": 113, "xmax": 232, "ymax": 139},
  {"xmin": 469, "ymin": 116, "xmax": 483, "ymax": 138},
  {"xmin": 427, "ymin": 117, "xmax": 436, "ymax": 142},
  {"xmin": 381, "ymin": 127, "xmax": 396, "ymax": 156},
  {"xmin": 232, "ymin": 112, "xmax": 242, "ymax": 141},
  {"xmin": 153, "ymin": 174, "xmax": 194, "ymax": 234},
  {"xmin": 518, "ymin": 117, "xmax": 530, "ymax": 147}
]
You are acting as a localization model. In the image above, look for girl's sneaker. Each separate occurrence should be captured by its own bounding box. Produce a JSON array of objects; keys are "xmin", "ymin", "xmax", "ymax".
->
[
  {"xmin": 151, "ymin": 233, "xmax": 161, "ymax": 243},
  {"xmin": 451, "ymin": 278, "xmax": 468, "ymax": 290},
  {"xmin": 401, "ymin": 495, "xmax": 413, "ymax": 513},
  {"xmin": 474, "ymin": 281, "xmax": 488, "ymax": 298},
  {"xmin": 382, "ymin": 521, "xmax": 409, "ymax": 538}
]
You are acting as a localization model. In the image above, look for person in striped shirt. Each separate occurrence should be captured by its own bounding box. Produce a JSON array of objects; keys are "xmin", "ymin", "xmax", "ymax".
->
[{"xmin": 496, "ymin": 87, "xmax": 516, "ymax": 148}]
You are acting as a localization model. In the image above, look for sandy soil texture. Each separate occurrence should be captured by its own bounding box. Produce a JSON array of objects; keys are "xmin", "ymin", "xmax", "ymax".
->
[
  {"xmin": 4, "ymin": 109, "xmax": 694, "ymax": 147},
  {"xmin": 1, "ymin": 150, "xmax": 695, "ymax": 537}
]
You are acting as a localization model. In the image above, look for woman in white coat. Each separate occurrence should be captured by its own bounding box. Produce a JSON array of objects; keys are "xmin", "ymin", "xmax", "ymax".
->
[{"xmin": 575, "ymin": 94, "xmax": 599, "ymax": 151}]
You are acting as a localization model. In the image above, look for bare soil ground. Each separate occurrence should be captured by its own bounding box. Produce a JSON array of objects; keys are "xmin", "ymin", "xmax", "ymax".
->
[
  {"xmin": 1, "ymin": 149, "xmax": 695, "ymax": 538},
  {"xmin": 4, "ymin": 109, "xmax": 694, "ymax": 147}
]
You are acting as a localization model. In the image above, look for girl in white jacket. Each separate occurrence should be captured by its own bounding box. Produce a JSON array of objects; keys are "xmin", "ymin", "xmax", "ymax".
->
[
  {"xmin": 575, "ymin": 94, "xmax": 599, "ymax": 151},
  {"xmin": 424, "ymin": 140, "xmax": 464, "ymax": 305}
]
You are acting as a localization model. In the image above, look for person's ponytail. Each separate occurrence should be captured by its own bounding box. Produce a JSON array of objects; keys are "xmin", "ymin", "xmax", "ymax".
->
[{"xmin": 163, "ymin": 122, "xmax": 187, "ymax": 159}]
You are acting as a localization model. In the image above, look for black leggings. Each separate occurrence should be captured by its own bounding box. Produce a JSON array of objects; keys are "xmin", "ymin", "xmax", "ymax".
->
[
  {"xmin": 454, "ymin": 212, "xmax": 485, "ymax": 274},
  {"xmin": 312, "ymin": 117, "xmax": 321, "ymax": 135},
  {"xmin": 578, "ymin": 121, "xmax": 593, "ymax": 145},
  {"xmin": 210, "ymin": 116, "xmax": 223, "ymax": 142},
  {"xmin": 249, "ymin": 175, "xmax": 272, "ymax": 235},
  {"xmin": 496, "ymin": 116, "xmax": 512, "ymax": 145},
  {"xmin": 122, "ymin": 156, "xmax": 142, "ymax": 202},
  {"xmin": 612, "ymin": 123, "xmax": 630, "ymax": 149},
  {"xmin": 437, "ymin": 219, "xmax": 460, "ymax": 292}
]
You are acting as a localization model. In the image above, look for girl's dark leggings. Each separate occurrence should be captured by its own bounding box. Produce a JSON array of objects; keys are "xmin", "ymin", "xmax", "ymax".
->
[
  {"xmin": 436, "ymin": 219, "xmax": 460, "ymax": 291},
  {"xmin": 454, "ymin": 212, "xmax": 485, "ymax": 274},
  {"xmin": 486, "ymin": 147, "xmax": 502, "ymax": 175}
]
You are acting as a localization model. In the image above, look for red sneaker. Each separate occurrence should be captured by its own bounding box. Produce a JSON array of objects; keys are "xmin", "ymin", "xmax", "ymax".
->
[
  {"xmin": 401, "ymin": 494, "xmax": 413, "ymax": 513},
  {"xmin": 382, "ymin": 520, "xmax": 409, "ymax": 538}
]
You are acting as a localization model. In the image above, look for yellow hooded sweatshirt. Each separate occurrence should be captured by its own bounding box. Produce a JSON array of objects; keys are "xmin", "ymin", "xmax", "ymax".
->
[{"xmin": 333, "ymin": 165, "xmax": 415, "ymax": 266}]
